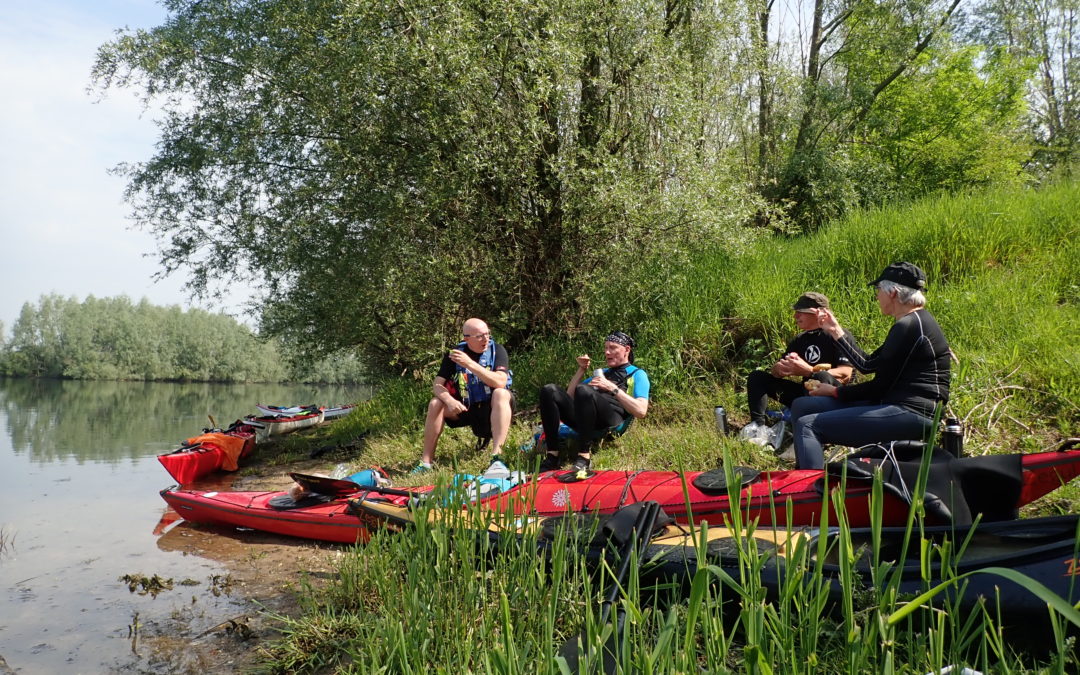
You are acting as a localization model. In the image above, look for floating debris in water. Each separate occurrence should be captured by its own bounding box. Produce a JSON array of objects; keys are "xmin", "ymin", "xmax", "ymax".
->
[
  {"xmin": 208, "ymin": 573, "xmax": 233, "ymax": 597},
  {"xmin": 119, "ymin": 573, "xmax": 174, "ymax": 597}
]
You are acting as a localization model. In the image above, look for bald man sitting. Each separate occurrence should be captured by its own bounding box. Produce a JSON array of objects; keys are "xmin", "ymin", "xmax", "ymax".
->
[{"xmin": 413, "ymin": 318, "xmax": 515, "ymax": 476}]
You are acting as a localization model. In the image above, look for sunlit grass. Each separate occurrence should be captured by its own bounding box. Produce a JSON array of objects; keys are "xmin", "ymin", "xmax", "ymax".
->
[{"xmin": 255, "ymin": 183, "xmax": 1080, "ymax": 671}]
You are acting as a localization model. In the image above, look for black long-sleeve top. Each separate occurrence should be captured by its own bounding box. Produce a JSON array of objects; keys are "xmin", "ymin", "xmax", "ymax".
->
[{"xmin": 834, "ymin": 308, "xmax": 951, "ymax": 418}]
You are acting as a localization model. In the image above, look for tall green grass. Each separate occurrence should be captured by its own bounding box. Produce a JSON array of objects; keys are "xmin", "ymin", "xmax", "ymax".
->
[
  {"xmin": 640, "ymin": 182, "xmax": 1080, "ymax": 447},
  {"xmin": 259, "ymin": 467, "xmax": 1080, "ymax": 673}
]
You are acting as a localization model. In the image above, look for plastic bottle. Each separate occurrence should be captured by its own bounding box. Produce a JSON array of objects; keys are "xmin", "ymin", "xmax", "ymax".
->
[{"xmin": 330, "ymin": 463, "xmax": 351, "ymax": 479}]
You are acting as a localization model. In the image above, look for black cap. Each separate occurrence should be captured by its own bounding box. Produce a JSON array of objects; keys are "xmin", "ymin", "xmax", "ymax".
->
[
  {"xmin": 792, "ymin": 292, "xmax": 830, "ymax": 311},
  {"xmin": 869, "ymin": 262, "xmax": 927, "ymax": 291}
]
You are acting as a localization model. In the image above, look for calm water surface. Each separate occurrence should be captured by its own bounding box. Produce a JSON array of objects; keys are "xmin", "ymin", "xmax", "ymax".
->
[{"xmin": 0, "ymin": 378, "xmax": 370, "ymax": 674}]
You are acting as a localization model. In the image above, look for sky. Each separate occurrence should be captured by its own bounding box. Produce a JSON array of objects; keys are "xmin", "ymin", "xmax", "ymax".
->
[{"xmin": 0, "ymin": 1, "xmax": 254, "ymax": 335}]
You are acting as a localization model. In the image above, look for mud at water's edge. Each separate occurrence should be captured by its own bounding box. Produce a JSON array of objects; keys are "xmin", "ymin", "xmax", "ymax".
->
[{"xmin": 139, "ymin": 471, "xmax": 346, "ymax": 674}]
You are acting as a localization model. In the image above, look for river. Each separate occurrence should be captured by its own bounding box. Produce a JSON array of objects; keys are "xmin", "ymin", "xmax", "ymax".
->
[{"xmin": 0, "ymin": 378, "xmax": 370, "ymax": 674}]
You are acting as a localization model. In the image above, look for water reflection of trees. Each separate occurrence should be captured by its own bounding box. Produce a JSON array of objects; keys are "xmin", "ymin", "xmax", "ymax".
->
[{"xmin": 0, "ymin": 378, "xmax": 371, "ymax": 464}]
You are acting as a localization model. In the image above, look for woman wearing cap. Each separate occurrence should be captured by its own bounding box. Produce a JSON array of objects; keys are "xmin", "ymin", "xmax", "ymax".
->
[
  {"xmin": 790, "ymin": 262, "xmax": 952, "ymax": 469},
  {"xmin": 536, "ymin": 331, "xmax": 651, "ymax": 474}
]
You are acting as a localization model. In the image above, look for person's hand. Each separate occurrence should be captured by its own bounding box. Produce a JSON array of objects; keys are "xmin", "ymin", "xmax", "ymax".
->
[
  {"xmin": 445, "ymin": 398, "xmax": 468, "ymax": 416},
  {"xmin": 449, "ymin": 349, "xmax": 476, "ymax": 370},
  {"xmin": 809, "ymin": 382, "xmax": 837, "ymax": 398},
  {"xmin": 576, "ymin": 354, "xmax": 591, "ymax": 370},
  {"xmin": 588, "ymin": 373, "xmax": 616, "ymax": 394},
  {"xmin": 773, "ymin": 357, "xmax": 796, "ymax": 377},
  {"xmin": 783, "ymin": 352, "xmax": 813, "ymax": 377},
  {"xmin": 816, "ymin": 308, "xmax": 842, "ymax": 338}
]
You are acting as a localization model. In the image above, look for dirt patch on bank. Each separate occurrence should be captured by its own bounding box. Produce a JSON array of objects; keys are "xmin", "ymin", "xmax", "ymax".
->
[{"xmin": 140, "ymin": 459, "xmax": 350, "ymax": 674}]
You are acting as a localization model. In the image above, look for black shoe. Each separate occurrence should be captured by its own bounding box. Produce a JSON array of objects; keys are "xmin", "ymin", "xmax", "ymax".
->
[
  {"xmin": 571, "ymin": 455, "xmax": 591, "ymax": 474},
  {"xmin": 538, "ymin": 453, "xmax": 561, "ymax": 472}
]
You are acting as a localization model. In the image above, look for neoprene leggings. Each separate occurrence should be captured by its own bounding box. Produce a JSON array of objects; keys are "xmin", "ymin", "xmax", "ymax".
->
[{"xmin": 539, "ymin": 383, "xmax": 626, "ymax": 452}]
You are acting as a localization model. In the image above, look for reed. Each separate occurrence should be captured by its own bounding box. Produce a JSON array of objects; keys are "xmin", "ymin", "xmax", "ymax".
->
[
  {"xmin": 0, "ymin": 527, "xmax": 13, "ymax": 559},
  {"xmin": 259, "ymin": 471, "xmax": 1080, "ymax": 673},
  {"xmin": 258, "ymin": 183, "xmax": 1079, "ymax": 671}
]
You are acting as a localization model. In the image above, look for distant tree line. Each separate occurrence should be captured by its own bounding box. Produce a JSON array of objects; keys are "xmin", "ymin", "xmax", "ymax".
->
[
  {"xmin": 91, "ymin": 0, "xmax": 1080, "ymax": 373},
  {"xmin": 0, "ymin": 294, "xmax": 366, "ymax": 384}
]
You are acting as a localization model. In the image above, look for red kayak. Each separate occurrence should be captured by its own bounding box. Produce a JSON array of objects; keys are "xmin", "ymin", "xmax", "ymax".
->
[
  {"xmin": 160, "ymin": 442, "xmax": 1080, "ymax": 543},
  {"xmin": 157, "ymin": 421, "xmax": 258, "ymax": 484},
  {"xmin": 160, "ymin": 485, "xmax": 419, "ymax": 544}
]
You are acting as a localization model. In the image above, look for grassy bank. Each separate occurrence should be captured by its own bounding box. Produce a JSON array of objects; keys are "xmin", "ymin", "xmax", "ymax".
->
[{"xmin": 255, "ymin": 184, "xmax": 1079, "ymax": 672}]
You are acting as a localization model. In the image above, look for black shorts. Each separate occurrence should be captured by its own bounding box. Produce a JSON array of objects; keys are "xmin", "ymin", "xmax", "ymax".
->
[{"xmin": 445, "ymin": 392, "xmax": 516, "ymax": 438}]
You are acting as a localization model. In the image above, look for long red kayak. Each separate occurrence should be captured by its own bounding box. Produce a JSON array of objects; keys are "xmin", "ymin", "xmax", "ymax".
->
[
  {"xmin": 160, "ymin": 443, "xmax": 1080, "ymax": 544},
  {"xmin": 157, "ymin": 422, "xmax": 258, "ymax": 484}
]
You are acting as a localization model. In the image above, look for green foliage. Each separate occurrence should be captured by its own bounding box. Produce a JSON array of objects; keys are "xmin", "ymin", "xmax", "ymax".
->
[
  {"xmin": 0, "ymin": 294, "xmax": 366, "ymax": 384},
  {"xmin": 93, "ymin": 0, "xmax": 1051, "ymax": 373},
  {"xmin": 856, "ymin": 44, "xmax": 1033, "ymax": 199},
  {"xmin": 94, "ymin": 0, "xmax": 762, "ymax": 373},
  {"xmin": 972, "ymin": 0, "xmax": 1080, "ymax": 174}
]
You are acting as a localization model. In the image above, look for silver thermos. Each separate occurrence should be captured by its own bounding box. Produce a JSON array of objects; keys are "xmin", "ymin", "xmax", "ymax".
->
[
  {"xmin": 714, "ymin": 406, "xmax": 727, "ymax": 434},
  {"xmin": 593, "ymin": 368, "xmax": 604, "ymax": 379}
]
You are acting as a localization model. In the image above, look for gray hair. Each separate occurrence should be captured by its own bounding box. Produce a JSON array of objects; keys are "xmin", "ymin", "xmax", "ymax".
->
[{"xmin": 878, "ymin": 280, "xmax": 926, "ymax": 308}]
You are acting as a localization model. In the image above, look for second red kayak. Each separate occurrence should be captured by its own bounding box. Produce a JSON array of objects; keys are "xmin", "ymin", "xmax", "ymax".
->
[
  {"xmin": 161, "ymin": 442, "xmax": 1080, "ymax": 543},
  {"xmin": 158, "ymin": 421, "xmax": 258, "ymax": 484}
]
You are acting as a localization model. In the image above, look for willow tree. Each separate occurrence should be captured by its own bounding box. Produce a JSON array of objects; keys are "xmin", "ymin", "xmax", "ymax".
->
[{"xmin": 94, "ymin": 0, "xmax": 761, "ymax": 371}]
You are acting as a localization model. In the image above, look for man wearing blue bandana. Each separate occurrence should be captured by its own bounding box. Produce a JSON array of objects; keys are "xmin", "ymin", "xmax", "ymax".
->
[
  {"xmin": 536, "ymin": 331, "xmax": 650, "ymax": 474},
  {"xmin": 413, "ymin": 318, "xmax": 514, "ymax": 475}
]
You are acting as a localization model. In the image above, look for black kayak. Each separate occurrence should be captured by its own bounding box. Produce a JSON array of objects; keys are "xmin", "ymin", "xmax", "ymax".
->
[{"xmin": 477, "ymin": 502, "xmax": 1080, "ymax": 650}]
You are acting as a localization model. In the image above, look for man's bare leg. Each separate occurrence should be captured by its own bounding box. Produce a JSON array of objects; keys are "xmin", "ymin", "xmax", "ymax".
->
[
  {"xmin": 488, "ymin": 388, "xmax": 512, "ymax": 456},
  {"xmin": 420, "ymin": 397, "xmax": 451, "ymax": 465}
]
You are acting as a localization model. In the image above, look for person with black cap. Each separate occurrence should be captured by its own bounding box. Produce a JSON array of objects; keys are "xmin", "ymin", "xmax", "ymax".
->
[
  {"xmin": 536, "ymin": 331, "xmax": 651, "ymax": 474},
  {"xmin": 790, "ymin": 262, "xmax": 952, "ymax": 469},
  {"xmin": 739, "ymin": 292, "xmax": 855, "ymax": 449}
]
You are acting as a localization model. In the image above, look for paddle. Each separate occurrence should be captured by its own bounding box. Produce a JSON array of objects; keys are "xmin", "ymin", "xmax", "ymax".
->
[
  {"xmin": 288, "ymin": 472, "xmax": 424, "ymax": 500},
  {"xmin": 557, "ymin": 501, "xmax": 662, "ymax": 673},
  {"xmin": 163, "ymin": 442, "xmax": 206, "ymax": 456}
]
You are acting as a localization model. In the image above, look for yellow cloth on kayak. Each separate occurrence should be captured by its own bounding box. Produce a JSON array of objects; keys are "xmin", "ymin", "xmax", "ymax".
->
[{"xmin": 184, "ymin": 432, "xmax": 247, "ymax": 471}]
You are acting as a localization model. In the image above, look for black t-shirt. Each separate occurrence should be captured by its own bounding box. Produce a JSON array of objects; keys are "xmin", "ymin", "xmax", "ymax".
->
[
  {"xmin": 436, "ymin": 342, "xmax": 510, "ymax": 395},
  {"xmin": 835, "ymin": 309, "xmax": 951, "ymax": 417},
  {"xmin": 783, "ymin": 329, "xmax": 853, "ymax": 379}
]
